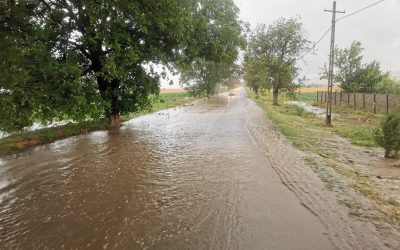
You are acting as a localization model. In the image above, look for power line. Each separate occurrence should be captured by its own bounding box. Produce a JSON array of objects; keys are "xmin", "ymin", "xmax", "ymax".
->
[
  {"xmin": 300, "ymin": 0, "xmax": 385, "ymax": 60},
  {"xmin": 337, "ymin": 0, "xmax": 385, "ymax": 22},
  {"xmin": 300, "ymin": 26, "xmax": 331, "ymax": 60}
]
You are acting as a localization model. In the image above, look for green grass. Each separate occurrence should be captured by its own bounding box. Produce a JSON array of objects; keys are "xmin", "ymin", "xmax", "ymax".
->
[
  {"xmin": 0, "ymin": 118, "xmax": 109, "ymax": 156},
  {"xmin": 250, "ymin": 92, "xmax": 331, "ymax": 153},
  {"xmin": 0, "ymin": 92, "xmax": 195, "ymax": 156},
  {"xmin": 248, "ymin": 90, "xmax": 400, "ymax": 223},
  {"xmin": 252, "ymin": 91, "xmax": 379, "ymax": 149},
  {"xmin": 330, "ymin": 122, "xmax": 377, "ymax": 147},
  {"xmin": 296, "ymin": 92, "xmax": 318, "ymax": 103},
  {"xmin": 152, "ymin": 92, "xmax": 193, "ymax": 111},
  {"xmin": 293, "ymin": 92, "xmax": 381, "ymax": 148}
]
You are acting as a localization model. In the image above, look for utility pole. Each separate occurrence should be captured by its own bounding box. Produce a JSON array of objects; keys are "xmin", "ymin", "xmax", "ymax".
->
[{"xmin": 324, "ymin": 1, "xmax": 345, "ymax": 125}]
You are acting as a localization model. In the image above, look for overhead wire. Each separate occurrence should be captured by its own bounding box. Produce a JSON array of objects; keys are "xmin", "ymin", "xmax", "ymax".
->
[
  {"xmin": 300, "ymin": 0, "xmax": 385, "ymax": 61},
  {"xmin": 336, "ymin": 0, "xmax": 385, "ymax": 22}
]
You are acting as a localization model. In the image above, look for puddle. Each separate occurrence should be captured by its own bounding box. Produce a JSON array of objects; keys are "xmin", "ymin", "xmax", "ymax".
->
[{"xmin": 285, "ymin": 101, "xmax": 329, "ymax": 117}]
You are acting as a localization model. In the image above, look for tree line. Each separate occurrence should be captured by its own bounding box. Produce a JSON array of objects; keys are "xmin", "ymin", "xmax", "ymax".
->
[
  {"xmin": 2, "ymin": 1, "xmax": 398, "ymax": 133},
  {"xmin": 0, "ymin": 0, "xmax": 245, "ymax": 131},
  {"xmin": 243, "ymin": 17, "xmax": 311, "ymax": 105},
  {"xmin": 242, "ymin": 18, "xmax": 400, "ymax": 106},
  {"xmin": 320, "ymin": 41, "xmax": 399, "ymax": 95}
]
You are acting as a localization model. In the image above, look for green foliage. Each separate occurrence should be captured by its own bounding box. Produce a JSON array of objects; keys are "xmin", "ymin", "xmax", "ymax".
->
[
  {"xmin": 375, "ymin": 108, "xmax": 400, "ymax": 158},
  {"xmin": 320, "ymin": 41, "xmax": 389, "ymax": 93},
  {"xmin": 244, "ymin": 17, "xmax": 310, "ymax": 104},
  {"xmin": 376, "ymin": 78, "xmax": 400, "ymax": 95},
  {"xmin": 181, "ymin": 60, "xmax": 239, "ymax": 97},
  {"xmin": 243, "ymin": 56, "xmax": 269, "ymax": 94},
  {"xmin": 0, "ymin": 0, "xmax": 244, "ymax": 130}
]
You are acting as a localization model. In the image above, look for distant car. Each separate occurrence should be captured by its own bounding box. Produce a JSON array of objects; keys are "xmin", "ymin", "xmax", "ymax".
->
[{"xmin": 228, "ymin": 91, "xmax": 235, "ymax": 96}]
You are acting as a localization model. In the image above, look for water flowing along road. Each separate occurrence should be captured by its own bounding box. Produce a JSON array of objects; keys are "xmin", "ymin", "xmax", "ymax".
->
[{"xmin": 0, "ymin": 89, "xmax": 335, "ymax": 249}]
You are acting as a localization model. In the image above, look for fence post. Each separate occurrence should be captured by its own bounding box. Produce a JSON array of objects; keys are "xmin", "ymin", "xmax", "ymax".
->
[
  {"xmin": 348, "ymin": 93, "xmax": 350, "ymax": 108},
  {"xmin": 324, "ymin": 91, "xmax": 327, "ymax": 103},
  {"xmin": 317, "ymin": 91, "xmax": 319, "ymax": 102},
  {"xmin": 354, "ymin": 93, "xmax": 356, "ymax": 110},
  {"xmin": 373, "ymin": 93, "xmax": 376, "ymax": 114},
  {"xmin": 363, "ymin": 93, "xmax": 365, "ymax": 111},
  {"xmin": 387, "ymin": 94, "xmax": 389, "ymax": 114},
  {"xmin": 340, "ymin": 92, "xmax": 342, "ymax": 106}
]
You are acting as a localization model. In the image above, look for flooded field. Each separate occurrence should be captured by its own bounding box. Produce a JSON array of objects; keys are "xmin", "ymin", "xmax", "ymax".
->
[{"xmin": 0, "ymin": 90, "xmax": 334, "ymax": 249}]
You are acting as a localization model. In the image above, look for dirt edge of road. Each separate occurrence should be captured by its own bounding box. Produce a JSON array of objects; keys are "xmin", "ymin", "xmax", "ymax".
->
[{"xmin": 246, "ymin": 92, "xmax": 400, "ymax": 250}]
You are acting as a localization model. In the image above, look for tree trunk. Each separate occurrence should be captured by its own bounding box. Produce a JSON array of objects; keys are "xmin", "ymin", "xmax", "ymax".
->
[
  {"xmin": 253, "ymin": 85, "xmax": 259, "ymax": 95},
  {"xmin": 109, "ymin": 113, "xmax": 121, "ymax": 128},
  {"xmin": 109, "ymin": 79, "xmax": 121, "ymax": 128},
  {"xmin": 273, "ymin": 87, "xmax": 279, "ymax": 105}
]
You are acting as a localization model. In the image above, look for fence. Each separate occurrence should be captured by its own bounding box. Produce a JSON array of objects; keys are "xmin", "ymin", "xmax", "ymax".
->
[{"xmin": 317, "ymin": 91, "xmax": 400, "ymax": 115}]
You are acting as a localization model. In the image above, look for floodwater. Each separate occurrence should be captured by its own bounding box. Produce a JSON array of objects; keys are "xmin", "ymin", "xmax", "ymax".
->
[
  {"xmin": 0, "ymin": 89, "xmax": 335, "ymax": 249},
  {"xmin": 285, "ymin": 101, "xmax": 327, "ymax": 117}
]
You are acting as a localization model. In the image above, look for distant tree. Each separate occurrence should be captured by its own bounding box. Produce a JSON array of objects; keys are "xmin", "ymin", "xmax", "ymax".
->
[
  {"xmin": 376, "ymin": 78, "xmax": 400, "ymax": 95},
  {"xmin": 243, "ymin": 55, "xmax": 269, "ymax": 95},
  {"xmin": 320, "ymin": 41, "xmax": 389, "ymax": 93},
  {"xmin": 224, "ymin": 78, "xmax": 241, "ymax": 90},
  {"xmin": 0, "ymin": 0, "xmax": 244, "ymax": 131},
  {"xmin": 181, "ymin": 60, "xmax": 239, "ymax": 97},
  {"xmin": 245, "ymin": 17, "xmax": 311, "ymax": 104}
]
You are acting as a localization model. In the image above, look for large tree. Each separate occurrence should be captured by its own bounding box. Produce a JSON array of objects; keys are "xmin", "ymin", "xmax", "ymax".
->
[
  {"xmin": 320, "ymin": 41, "xmax": 389, "ymax": 93},
  {"xmin": 0, "ymin": 0, "xmax": 244, "ymax": 131},
  {"xmin": 243, "ymin": 55, "xmax": 269, "ymax": 95},
  {"xmin": 245, "ymin": 18, "xmax": 310, "ymax": 105},
  {"xmin": 181, "ymin": 60, "xmax": 239, "ymax": 97}
]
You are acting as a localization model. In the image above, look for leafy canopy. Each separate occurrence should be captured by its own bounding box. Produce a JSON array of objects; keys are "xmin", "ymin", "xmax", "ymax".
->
[
  {"xmin": 244, "ymin": 17, "xmax": 310, "ymax": 104},
  {"xmin": 320, "ymin": 41, "xmax": 391, "ymax": 93},
  {"xmin": 0, "ymin": 0, "xmax": 244, "ymax": 131},
  {"xmin": 181, "ymin": 60, "xmax": 240, "ymax": 97}
]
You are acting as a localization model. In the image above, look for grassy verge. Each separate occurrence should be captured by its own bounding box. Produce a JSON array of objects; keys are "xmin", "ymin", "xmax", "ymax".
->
[
  {"xmin": 295, "ymin": 92, "xmax": 382, "ymax": 147},
  {"xmin": 248, "ymin": 90, "xmax": 400, "ymax": 223},
  {"xmin": 251, "ymin": 91, "xmax": 380, "ymax": 149},
  {"xmin": 0, "ymin": 92, "xmax": 195, "ymax": 156}
]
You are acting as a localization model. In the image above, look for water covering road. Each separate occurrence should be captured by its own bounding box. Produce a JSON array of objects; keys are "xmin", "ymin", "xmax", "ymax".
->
[{"xmin": 0, "ymin": 89, "xmax": 334, "ymax": 249}]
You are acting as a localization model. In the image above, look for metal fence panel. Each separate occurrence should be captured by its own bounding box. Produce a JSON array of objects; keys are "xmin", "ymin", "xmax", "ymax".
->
[
  {"xmin": 317, "ymin": 91, "xmax": 400, "ymax": 115},
  {"xmin": 389, "ymin": 95, "xmax": 400, "ymax": 114},
  {"xmin": 354, "ymin": 93, "xmax": 364, "ymax": 111},
  {"xmin": 364, "ymin": 93, "xmax": 375, "ymax": 113},
  {"xmin": 375, "ymin": 94, "xmax": 388, "ymax": 114}
]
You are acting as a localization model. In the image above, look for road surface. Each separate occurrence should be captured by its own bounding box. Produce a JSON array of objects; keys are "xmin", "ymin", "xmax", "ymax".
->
[{"xmin": 0, "ymin": 88, "xmax": 335, "ymax": 249}]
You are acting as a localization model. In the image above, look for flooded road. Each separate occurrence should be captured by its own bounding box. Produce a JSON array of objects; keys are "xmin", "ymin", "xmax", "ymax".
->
[{"xmin": 0, "ymin": 89, "xmax": 334, "ymax": 249}]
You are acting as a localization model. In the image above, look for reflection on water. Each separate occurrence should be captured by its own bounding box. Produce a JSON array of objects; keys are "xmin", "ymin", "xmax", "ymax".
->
[{"xmin": 0, "ymin": 90, "xmax": 333, "ymax": 249}]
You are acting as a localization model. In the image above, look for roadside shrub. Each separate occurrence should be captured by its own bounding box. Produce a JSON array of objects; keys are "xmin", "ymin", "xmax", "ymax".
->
[{"xmin": 374, "ymin": 108, "xmax": 400, "ymax": 158}]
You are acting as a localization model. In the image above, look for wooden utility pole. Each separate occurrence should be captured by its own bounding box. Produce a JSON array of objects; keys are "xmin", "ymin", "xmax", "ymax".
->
[{"xmin": 324, "ymin": 1, "xmax": 345, "ymax": 125}]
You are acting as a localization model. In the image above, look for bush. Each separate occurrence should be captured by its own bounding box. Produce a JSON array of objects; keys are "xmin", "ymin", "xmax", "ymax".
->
[{"xmin": 375, "ymin": 108, "xmax": 400, "ymax": 158}]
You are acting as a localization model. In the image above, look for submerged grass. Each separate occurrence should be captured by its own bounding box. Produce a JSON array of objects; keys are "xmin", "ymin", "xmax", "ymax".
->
[{"xmin": 0, "ymin": 92, "xmax": 195, "ymax": 156}]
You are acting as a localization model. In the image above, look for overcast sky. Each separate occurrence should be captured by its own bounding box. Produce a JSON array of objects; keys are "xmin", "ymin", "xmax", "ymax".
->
[{"xmin": 234, "ymin": 0, "xmax": 400, "ymax": 83}]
